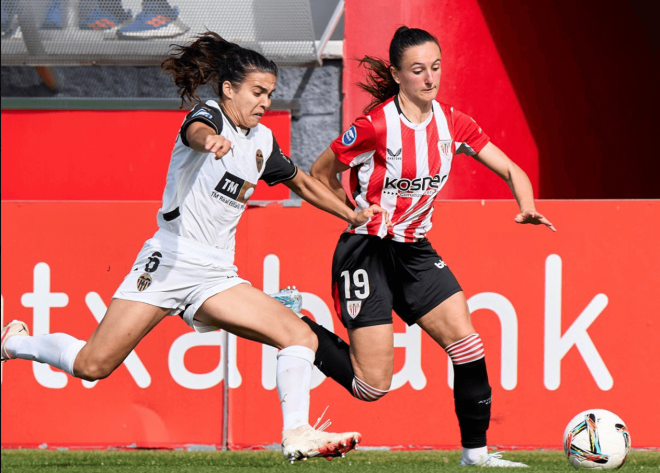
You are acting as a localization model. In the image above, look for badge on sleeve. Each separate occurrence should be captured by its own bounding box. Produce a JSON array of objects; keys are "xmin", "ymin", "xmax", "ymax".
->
[
  {"xmin": 341, "ymin": 125, "xmax": 357, "ymax": 146},
  {"xmin": 192, "ymin": 107, "xmax": 214, "ymax": 120}
]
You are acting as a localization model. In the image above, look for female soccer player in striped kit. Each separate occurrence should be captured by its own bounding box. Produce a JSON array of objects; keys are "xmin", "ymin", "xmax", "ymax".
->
[
  {"xmin": 0, "ymin": 31, "xmax": 390, "ymax": 463},
  {"xmin": 305, "ymin": 26, "xmax": 555, "ymax": 467}
]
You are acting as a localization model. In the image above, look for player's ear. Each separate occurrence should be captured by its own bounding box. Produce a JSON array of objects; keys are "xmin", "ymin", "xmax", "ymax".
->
[
  {"xmin": 222, "ymin": 80, "xmax": 234, "ymax": 99},
  {"xmin": 390, "ymin": 66, "xmax": 400, "ymax": 85}
]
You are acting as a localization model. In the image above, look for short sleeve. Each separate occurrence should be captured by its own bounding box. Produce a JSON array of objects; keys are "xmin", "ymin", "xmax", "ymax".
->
[
  {"xmin": 260, "ymin": 136, "xmax": 298, "ymax": 186},
  {"xmin": 180, "ymin": 103, "xmax": 224, "ymax": 147},
  {"xmin": 452, "ymin": 109, "xmax": 490, "ymax": 156},
  {"xmin": 330, "ymin": 116, "xmax": 377, "ymax": 166}
]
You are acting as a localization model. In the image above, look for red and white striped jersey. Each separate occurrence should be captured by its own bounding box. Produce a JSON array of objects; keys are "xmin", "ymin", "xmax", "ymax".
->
[{"xmin": 330, "ymin": 96, "xmax": 489, "ymax": 242}]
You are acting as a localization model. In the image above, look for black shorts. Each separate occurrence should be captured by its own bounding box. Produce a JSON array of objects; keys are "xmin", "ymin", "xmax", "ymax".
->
[{"xmin": 331, "ymin": 233, "xmax": 463, "ymax": 328}]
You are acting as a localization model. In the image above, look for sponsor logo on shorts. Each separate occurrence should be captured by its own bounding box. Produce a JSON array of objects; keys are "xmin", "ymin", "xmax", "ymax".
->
[
  {"xmin": 347, "ymin": 300, "xmax": 362, "ymax": 319},
  {"xmin": 434, "ymin": 258, "xmax": 447, "ymax": 269},
  {"xmin": 211, "ymin": 172, "xmax": 256, "ymax": 209},
  {"xmin": 342, "ymin": 125, "xmax": 357, "ymax": 146},
  {"xmin": 192, "ymin": 107, "xmax": 214, "ymax": 120},
  {"xmin": 137, "ymin": 273, "xmax": 152, "ymax": 291}
]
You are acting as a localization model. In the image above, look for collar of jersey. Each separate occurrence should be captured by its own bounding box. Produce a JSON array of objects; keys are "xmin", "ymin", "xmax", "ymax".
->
[
  {"xmin": 394, "ymin": 95, "xmax": 434, "ymax": 130},
  {"xmin": 207, "ymin": 99, "xmax": 251, "ymax": 137}
]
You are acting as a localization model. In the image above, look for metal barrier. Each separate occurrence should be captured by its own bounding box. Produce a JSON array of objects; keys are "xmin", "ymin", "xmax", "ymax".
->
[{"xmin": 1, "ymin": 0, "xmax": 319, "ymax": 66}]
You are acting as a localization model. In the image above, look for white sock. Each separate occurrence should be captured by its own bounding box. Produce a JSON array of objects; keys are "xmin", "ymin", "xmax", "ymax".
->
[
  {"xmin": 462, "ymin": 446, "xmax": 488, "ymax": 464},
  {"xmin": 5, "ymin": 333, "xmax": 85, "ymax": 377},
  {"xmin": 276, "ymin": 345, "xmax": 314, "ymax": 431}
]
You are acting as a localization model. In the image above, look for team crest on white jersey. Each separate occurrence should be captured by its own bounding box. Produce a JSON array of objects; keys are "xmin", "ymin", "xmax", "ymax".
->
[
  {"xmin": 438, "ymin": 140, "xmax": 453, "ymax": 160},
  {"xmin": 347, "ymin": 300, "xmax": 362, "ymax": 319},
  {"xmin": 255, "ymin": 149, "xmax": 264, "ymax": 172}
]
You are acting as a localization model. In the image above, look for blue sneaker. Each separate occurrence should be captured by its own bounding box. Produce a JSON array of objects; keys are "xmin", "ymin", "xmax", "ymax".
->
[
  {"xmin": 79, "ymin": 3, "xmax": 132, "ymax": 31},
  {"xmin": 117, "ymin": 3, "xmax": 188, "ymax": 40},
  {"xmin": 41, "ymin": 0, "xmax": 62, "ymax": 30},
  {"xmin": 270, "ymin": 287, "xmax": 303, "ymax": 314}
]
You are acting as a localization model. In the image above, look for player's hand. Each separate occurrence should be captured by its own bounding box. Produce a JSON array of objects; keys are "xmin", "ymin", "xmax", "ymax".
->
[
  {"xmin": 205, "ymin": 135, "xmax": 232, "ymax": 160},
  {"xmin": 350, "ymin": 205, "xmax": 391, "ymax": 227},
  {"xmin": 515, "ymin": 210, "xmax": 556, "ymax": 232}
]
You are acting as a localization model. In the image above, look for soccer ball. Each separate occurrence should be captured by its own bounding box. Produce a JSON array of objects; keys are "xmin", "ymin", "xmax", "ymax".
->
[{"xmin": 563, "ymin": 409, "xmax": 631, "ymax": 470}]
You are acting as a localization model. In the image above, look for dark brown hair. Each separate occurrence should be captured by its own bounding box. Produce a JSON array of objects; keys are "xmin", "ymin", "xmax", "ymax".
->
[
  {"xmin": 358, "ymin": 26, "xmax": 440, "ymax": 113},
  {"xmin": 162, "ymin": 31, "xmax": 278, "ymax": 106}
]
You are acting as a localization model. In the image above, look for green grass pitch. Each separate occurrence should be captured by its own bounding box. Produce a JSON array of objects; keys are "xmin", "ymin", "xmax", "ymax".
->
[{"xmin": 2, "ymin": 449, "xmax": 659, "ymax": 472}]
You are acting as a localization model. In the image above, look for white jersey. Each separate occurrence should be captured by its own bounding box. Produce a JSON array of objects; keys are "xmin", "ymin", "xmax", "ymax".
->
[{"xmin": 157, "ymin": 100, "xmax": 297, "ymax": 251}]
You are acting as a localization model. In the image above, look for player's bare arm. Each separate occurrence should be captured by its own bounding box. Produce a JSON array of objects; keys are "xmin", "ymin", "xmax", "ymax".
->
[
  {"xmin": 309, "ymin": 147, "xmax": 353, "ymax": 208},
  {"xmin": 285, "ymin": 170, "xmax": 390, "ymax": 227},
  {"xmin": 474, "ymin": 142, "xmax": 556, "ymax": 232},
  {"xmin": 185, "ymin": 121, "xmax": 232, "ymax": 159}
]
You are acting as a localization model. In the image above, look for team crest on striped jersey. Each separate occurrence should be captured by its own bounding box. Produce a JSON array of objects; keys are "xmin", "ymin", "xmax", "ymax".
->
[
  {"xmin": 347, "ymin": 300, "xmax": 362, "ymax": 319},
  {"xmin": 438, "ymin": 139, "xmax": 453, "ymax": 160}
]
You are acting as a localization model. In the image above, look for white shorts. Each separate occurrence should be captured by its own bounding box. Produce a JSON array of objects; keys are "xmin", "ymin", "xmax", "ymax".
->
[{"xmin": 114, "ymin": 228, "xmax": 249, "ymax": 333}]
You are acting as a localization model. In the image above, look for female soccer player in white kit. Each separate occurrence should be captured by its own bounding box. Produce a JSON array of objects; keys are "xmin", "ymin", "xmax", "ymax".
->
[
  {"xmin": 302, "ymin": 26, "xmax": 556, "ymax": 467},
  {"xmin": 0, "ymin": 31, "xmax": 389, "ymax": 462}
]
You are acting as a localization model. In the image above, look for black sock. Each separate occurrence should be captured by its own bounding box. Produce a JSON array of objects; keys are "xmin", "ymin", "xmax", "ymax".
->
[
  {"xmin": 453, "ymin": 357, "xmax": 491, "ymax": 448},
  {"xmin": 301, "ymin": 316, "xmax": 355, "ymax": 395}
]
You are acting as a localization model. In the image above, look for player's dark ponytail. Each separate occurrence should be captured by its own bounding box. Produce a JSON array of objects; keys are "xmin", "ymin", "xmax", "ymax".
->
[
  {"xmin": 358, "ymin": 26, "xmax": 440, "ymax": 113},
  {"xmin": 162, "ymin": 31, "xmax": 278, "ymax": 106}
]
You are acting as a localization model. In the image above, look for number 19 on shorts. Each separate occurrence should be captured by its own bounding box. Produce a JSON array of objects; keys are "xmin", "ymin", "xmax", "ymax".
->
[{"xmin": 341, "ymin": 269, "xmax": 371, "ymax": 300}]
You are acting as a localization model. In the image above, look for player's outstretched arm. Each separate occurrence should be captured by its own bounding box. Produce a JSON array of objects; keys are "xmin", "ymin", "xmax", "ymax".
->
[
  {"xmin": 185, "ymin": 121, "xmax": 232, "ymax": 159},
  {"xmin": 284, "ymin": 170, "xmax": 390, "ymax": 227},
  {"xmin": 474, "ymin": 142, "xmax": 556, "ymax": 232},
  {"xmin": 310, "ymin": 146, "xmax": 354, "ymax": 208}
]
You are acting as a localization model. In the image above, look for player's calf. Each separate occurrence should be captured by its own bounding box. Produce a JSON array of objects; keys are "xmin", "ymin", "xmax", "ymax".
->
[
  {"xmin": 446, "ymin": 334, "xmax": 491, "ymax": 449},
  {"xmin": 300, "ymin": 315, "xmax": 391, "ymax": 402}
]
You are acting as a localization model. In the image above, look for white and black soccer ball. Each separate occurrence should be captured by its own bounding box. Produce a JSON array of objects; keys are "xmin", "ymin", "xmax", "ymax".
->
[{"xmin": 563, "ymin": 409, "xmax": 631, "ymax": 470}]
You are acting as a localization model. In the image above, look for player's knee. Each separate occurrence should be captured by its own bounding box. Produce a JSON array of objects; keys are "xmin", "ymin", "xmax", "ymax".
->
[
  {"xmin": 352, "ymin": 375, "xmax": 390, "ymax": 402},
  {"xmin": 74, "ymin": 359, "xmax": 116, "ymax": 381},
  {"xmin": 282, "ymin": 323, "xmax": 318, "ymax": 353}
]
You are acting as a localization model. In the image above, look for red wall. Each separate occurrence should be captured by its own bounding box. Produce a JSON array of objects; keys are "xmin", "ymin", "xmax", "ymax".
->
[
  {"xmin": 343, "ymin": 0, "xmax": 658, "ymax": 199},
  {"xmin": 0, "ymin": 110, "xmax": 292, "ymax": 201}
]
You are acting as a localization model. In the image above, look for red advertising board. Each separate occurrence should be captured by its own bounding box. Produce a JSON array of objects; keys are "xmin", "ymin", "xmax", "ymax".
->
[
  {"xmin": 0, "ymin": 109, "xmax": 291, "ymax": 202},
  {"xmin": 2, "ymin": 200, "xmax": 658, "ymax": 449}
]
